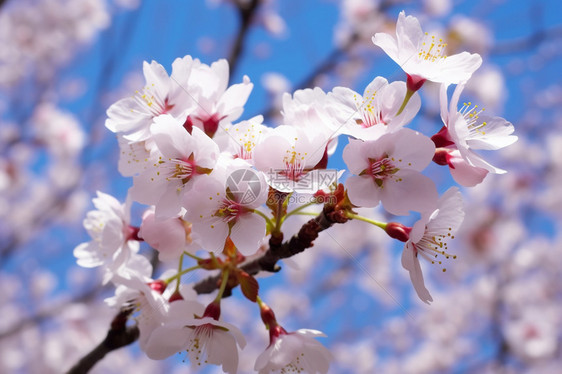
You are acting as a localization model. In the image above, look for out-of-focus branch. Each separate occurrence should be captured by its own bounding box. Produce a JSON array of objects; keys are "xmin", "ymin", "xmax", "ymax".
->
[
  {"xmin": 491, "ymin": 25, "xmax": 562, "ymax": 55},
  {"xmin": 66, "ymin": 309, "xmax": 138, "ymax": 374},
  {"xmin": 228, "ymin": 0, "xmax": 261, "ymax": 80}
]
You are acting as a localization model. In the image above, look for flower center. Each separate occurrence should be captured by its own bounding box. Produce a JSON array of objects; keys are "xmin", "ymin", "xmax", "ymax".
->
[
  {"xmin": 364, "ymin": 156, "xmax": 399, "ymax": 187},
  {"xmin": 418, "ymin": 33, "xmax": 447, "ymax": 63},
  {"xmin": 282, "ymin": 147, "xmax": 307, "ymax": 181},
  {"xmin": 156, "ymin": 154, "xmax": 200, "ymax": 185},
  {"xmin": 459, "ymin": 101, "xmax": 487, "ymax": 137},
  {"xmin": 133, "ymin": 86, "xmax": 174, "ymax": 117},
  {"xmin": 214, "ymin": 199, "xmax": 245, "ymax": 223},
  {"xmin": 414, "ymin": 227, "xmax": 457, "ymax": 272},
  {"xmin": 354, "ymin": 91, "xmax": 386, "ymax": 128}
]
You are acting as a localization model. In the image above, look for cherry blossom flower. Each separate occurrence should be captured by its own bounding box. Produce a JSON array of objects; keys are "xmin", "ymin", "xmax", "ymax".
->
[
  {"xmin": 183, "ymin": 58, "xmax": 253, "ymax": 138},
  {"xmin": 106, "ymin": 56, "xmax": 195, "ymax": 142},
  {"xmin": 139, "ymin": 207, "xmax": 199, "ymax": 262},
  {"xmin": 433, "ymin": 83, "xmax": 517, "ymax": 186},
  {"xmin": 183, "ymin": 159, "xmax": 268, "ymax": 255},
  {"xmin": 282, "ymin": 87, "xmax": 344, "ymax": 153},
  {"xmin": 254, "ymin": 328, "xmax": 332, "ymax": 374},
  {"xmin": 372, "ymin": 11, "xmax": 482, "ymax": 90},
  {"xmin": 213, "ymin": 115, "xmax": 272, "ymax": 164},
  {"xmin": 330, "ymin": 76, "xmax": 421, "ymax": 140},
  {"xmin": 343, "ymin": 128, "xmax": 438, "ymax": 215},
  {"xmin": 73, "ymin": 191, "xmax": 146, "ymax": 284},
  {"xmin": 253, "ymin": 125, "xmax": 329, "ymax": 193},
  {"xmin": 401, "ymin": 187, "xmax": 465, "ymax": 304},
  {"xmin": 129, "ymin": 115, "xmax": 219, "ymax": 219},
  {"xmin": 145, "ymin": 301, "xmax": 246, "ymax": 373}
]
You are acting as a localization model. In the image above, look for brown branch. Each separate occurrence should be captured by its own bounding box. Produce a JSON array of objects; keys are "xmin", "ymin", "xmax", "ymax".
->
[
  {"xmin": 227, "ymin": 0, "xmax": 261, "ymax": 81},
  {"xmin": 66, "ymin": 309, "xmax": 139, "ymax": 374},
  {"xmin": 194, "ymin": 203, "xmax": 348, "ymax": 294}
]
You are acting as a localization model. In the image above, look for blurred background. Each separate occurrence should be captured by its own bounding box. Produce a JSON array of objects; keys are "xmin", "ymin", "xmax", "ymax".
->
[{"xmin": 1, "ymin": 0, "xmax": 562, "ymax": 373}]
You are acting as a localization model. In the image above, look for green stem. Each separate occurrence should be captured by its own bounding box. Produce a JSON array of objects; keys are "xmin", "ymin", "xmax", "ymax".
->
[
  {"xmin": 175, "ymin": 254, "xmax": 184, "ymax": 292},
  {"xmin": 346, "ymin": 212, "xmax": 388, "ymax": 230},
  {"xmin": 183, "ymin": 251, "xmax": 203, "ymax": 261},
  {"xmin": 214, "ymin": 269, "xmax": 230, "ymax": 303},
  {"xmin": 396, "ymin": 88, "xmax": 415, "ymax": 116},
  {"xmin": 165, "ymin": 265, "xmax": 201, "ymax": 284}
]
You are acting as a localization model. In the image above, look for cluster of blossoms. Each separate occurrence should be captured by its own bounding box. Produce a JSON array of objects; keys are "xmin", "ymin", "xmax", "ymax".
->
[{"xmin": 74, "ymin": 11, "xmax": 516, "ymax": 373}]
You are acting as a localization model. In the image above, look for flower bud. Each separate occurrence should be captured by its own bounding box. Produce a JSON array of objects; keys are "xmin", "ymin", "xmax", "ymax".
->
[{"xmin": 385, "ymin": 222, "xmax": 412, "ymax": 242}]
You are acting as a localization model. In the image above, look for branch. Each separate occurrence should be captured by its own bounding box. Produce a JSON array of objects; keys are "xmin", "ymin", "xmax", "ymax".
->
[
  {"xmin": 66, "ymin": 309, "xmax": 139, "ymax": 374},
  {"xmin": 194, "ymin": 203, "xmax": 348, "ymax": 294},
  {"xmin": 227, "ymin": 0, "xmax": 261, "ymax": 80}
]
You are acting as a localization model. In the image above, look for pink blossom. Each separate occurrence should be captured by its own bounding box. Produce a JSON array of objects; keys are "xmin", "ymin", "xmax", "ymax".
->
[
  {"xmin": 343, "ymin": 128, "xmax": 438, "ymax": 215},
  {"xmin": 330, "ymin": 76, "xmax": 421, "ymax": 141},
  {"xmin": 401, "ymin": 187, "xmax": 464, "ymax": 304},
  {"xmin": 372, "ymin": 11, "xmax": 482, "ymax": 89}
]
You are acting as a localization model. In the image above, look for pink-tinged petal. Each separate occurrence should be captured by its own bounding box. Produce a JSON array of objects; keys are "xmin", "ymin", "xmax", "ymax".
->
[
  {"xmin": 381, "ymin": 170, "xmax": 438, "ymax": 215},
  {"xmin": 466, "ymin": 115, "xmax": 517, "ymax": 150},
  {"xmin": 363, "ymin": 76, "xmax": 389, "ymax": 97},
  {"xmin": 117, "ymin": 137, "xmax": 152, "ymax": 177},
  {"xmin": 218, "ymin": 75, "xmax": 253, "ymax": 121},
  {"xmin": 143, "ymin": 60, "xmax": 171, "ymax": 100},
  {"xmin": 270, "ymin": 334, "xmax": 304, "ymax": 368},
  {"xmin": 74, "ymin": 242, "xmax": 104, "ymax": 268},
  {"xmin": 345, "ymin": 175, "xmax": 381, "ymax": 208},
  {"xmin": 105, "ymin": 97, "xmax": 148, "ymax": 134},
  {"xmin": 253, "ymin": 133, "xmax": 293, "ymax": 172},
  {"xmin": 130, "ymin": 170, "xmax": 169, "ymax": 206},
  {"xmin": 196, "ymin": 219, "xmax": 229, "ymax": 254},
  {"xmin": 139, "ymin": 210, "xmax": 186, "ymax": 262},
  {"xmin": 154, "ymin": 185, "xmax": 183, "ymax": 219},
  {"xmin": 395, "ymin": 11, "xmax": 423, "ymax": 58},
  {"xmin": 211, "ymin": 59, "xmax": 229, "ymax": 97},
  {"xmin": 229, "ymin": 213, "xmax": 266, "ymax": 256},
  {"xmin": 342, "ymin": 139, "xmax": 369, "ymax": 174},
  {"xmin": 170, "ymin": 55, "xmax": 193, "ymax": 89},
  {"xmin": 143, "ymin": 324, "xmax": 189, "ymax": 360},
  {"xmin": 206, "ymin": 330, "xmax": 239, "ymax": 374},
  {"xmin": 295, "ymin": 329, "xmax": 327, "ymax": 338},
  {"xmin": 255, "ymin": 346, "xmax": 275, "ymax": 371},
  {"xmin": 384, "ymin": 81, "xmax": 421, "ymax": 128},
  {"xmin": 436, "ymin": 52, "xmax": 482, "ymax": 84},
  {"xmin": 372, "ymin": 32, "xmax": 399, "ymax": 62},
  {"xmin": 430, "ymin": 187, "xmax": 465, "ymax": 233},
  {"xmin": 150, "ymin": 115, "xmax": 193, "ymax": 159},
  {"xmin": 388, "ymin": 128, "xmax": 435, "ymax": 171},
  {"xmin": 448, "ymin": 153, "xmax": 489, "ymax": 187},
  {"xmin": 401, "ymin": 242, "xmax": 433, "ymax": 304},
  {"xmin": 439, "ymin": 83, "xmax": 451, "ymax": 125},
  {"xmin": 190, "ymin": 127, "xmax": 220, "ymax": 169}
]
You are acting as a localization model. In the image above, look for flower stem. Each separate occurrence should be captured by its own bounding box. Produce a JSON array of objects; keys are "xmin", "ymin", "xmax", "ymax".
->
[
  {"xmin": 345, "ymin": 212, "xmax": 387, "ymax": 230},
  {"xmin": 214, "ymin": 269, "xmax": 230, "ymax": 303},
  {"xmin": 396, "ymin": 88, "xmax": 415, "ymax": 116},
  {"xmin": 175, "ymin": 254, "xmax": 184, "ymax": 292},
  {"xmin": 165, "ymin": 265, "xmax": 201, "ymax": 284},
  {"xmin": 183, "ymin": 251, "xmax": 203, "ymax": 261}
]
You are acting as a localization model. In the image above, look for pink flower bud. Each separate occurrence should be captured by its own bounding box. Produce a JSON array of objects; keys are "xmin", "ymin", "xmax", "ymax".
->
[{"xmin": 385, "ymin": 222, "xmax": 412, "ymax": 242}]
